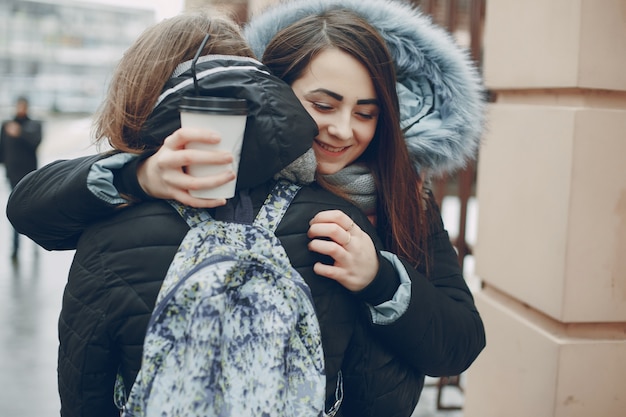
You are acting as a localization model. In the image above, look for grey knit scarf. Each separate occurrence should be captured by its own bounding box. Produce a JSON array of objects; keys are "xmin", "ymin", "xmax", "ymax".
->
[
  {"xmin": 275, "ymin": 155, "xmax": 377, "ymax": 215},
  {"xmin": 273, "ymin": 148, "xmax": 317, "ymax": 185},
  {"xmin": 322, "ymin": 163, "xmax": 377, "ymax": 215}
]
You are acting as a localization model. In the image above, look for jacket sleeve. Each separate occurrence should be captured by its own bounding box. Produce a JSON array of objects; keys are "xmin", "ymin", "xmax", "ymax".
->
[
  {"xmin": 6, "ymin": 153, "xmax": 143, "ymax": 250},
  {"xmin": 356, "ymin": 203, "xmax": 486, "ymax": 377}
]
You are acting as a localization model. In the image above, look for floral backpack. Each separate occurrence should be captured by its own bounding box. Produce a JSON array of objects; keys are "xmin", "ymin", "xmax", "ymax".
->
[{"xmin": 117, "ymin": 180, "xmax": 326, "ymax": 417}]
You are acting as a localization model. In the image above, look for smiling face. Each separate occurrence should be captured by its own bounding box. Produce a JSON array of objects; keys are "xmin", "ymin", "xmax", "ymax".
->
[{"xmin": 290, "ymin": 48, "xmax": 379, "ymax": 175}]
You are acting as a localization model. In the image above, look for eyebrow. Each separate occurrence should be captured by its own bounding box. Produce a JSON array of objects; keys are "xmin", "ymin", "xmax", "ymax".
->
[{"xmin": 309, "ymin": 88, "xmax": 379, "ymax": 106}]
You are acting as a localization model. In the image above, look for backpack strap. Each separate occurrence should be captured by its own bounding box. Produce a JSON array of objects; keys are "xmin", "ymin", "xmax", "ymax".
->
[
  {"xmin": 170, "ymin": 190, "xmax": 256, "ymax": 228},
  {"xmin": 168, "ymin": 200, "xmax": 212, "ymax": 228},
  {"xmin": 254, "ymin": 180, "xmax": 301, "ymax": 232},
  {"xmin": 169, "ymin": 181, "xmax": 300, "ymax": 229},
  {"xmin": 213, "ymin": 190, "xmax": 254, "ymax": 224}
]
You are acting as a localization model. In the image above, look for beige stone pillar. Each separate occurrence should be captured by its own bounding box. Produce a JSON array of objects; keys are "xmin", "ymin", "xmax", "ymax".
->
[{"xmin": 463, "ymin": 1, "xmax": 626, "ymax": 416}]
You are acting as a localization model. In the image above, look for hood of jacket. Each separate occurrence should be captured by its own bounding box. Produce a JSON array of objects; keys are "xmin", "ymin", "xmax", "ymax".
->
[
  {"xmin": 245, "ymin": 0, "xmax": 486, "ymax": 177},
  {"xmin": 139, "ymin": 55, "xmax": 319, "ymax": 190}
]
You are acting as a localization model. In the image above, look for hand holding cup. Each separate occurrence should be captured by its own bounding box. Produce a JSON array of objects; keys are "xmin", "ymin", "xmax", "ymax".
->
[
  {"xmin": 136, "ymin": 127, "xmax": 236, "ymax": 208},
  {"xmin": 179, "ymin": 96, "xmax": 248, "ymax": 199}
]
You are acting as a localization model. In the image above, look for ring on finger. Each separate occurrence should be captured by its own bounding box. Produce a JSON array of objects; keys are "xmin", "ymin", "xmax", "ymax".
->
[
  {"xmin": 347, "ymin": 221, "xmax": 355, "ymax": 232},
  {"xmin": 344, "ymin": 233, "xmax": 352, "ymax": 246}
]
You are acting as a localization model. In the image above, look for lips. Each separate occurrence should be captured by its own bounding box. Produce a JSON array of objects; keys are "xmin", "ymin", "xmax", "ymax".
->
[{"xmin": 315, "ymin": 140, "xmax": 349, "ymax": 154}]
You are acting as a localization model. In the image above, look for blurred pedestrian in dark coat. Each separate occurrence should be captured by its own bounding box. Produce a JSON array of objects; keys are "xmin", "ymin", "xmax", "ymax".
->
[{"xmin": 0, "ymin": 96, "xmax": 42, "ymax": 260}]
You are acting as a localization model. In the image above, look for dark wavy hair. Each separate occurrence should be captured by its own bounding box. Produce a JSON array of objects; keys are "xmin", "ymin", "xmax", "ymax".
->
[{"xmin": 262, "ymin": 9, "xmax": 432, "ymax": 270}]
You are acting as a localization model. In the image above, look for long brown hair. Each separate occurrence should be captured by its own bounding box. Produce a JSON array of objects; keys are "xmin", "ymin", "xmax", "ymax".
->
[
  {"xmin": 262, "ymin": 9, "xmax": 431, "ymax": 270},
  {"xmin": 93, "ymin": 11, "xmax": 255, "ymax": 152}
]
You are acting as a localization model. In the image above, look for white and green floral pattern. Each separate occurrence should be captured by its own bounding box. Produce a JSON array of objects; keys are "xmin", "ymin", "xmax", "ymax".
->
[{"xmin": 121, "ymin": 181, "xmax": 325, "ymax": 417}]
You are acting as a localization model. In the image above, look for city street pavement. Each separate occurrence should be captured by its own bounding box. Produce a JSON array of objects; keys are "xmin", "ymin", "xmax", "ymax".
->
[{"xmin": 1, "ymin": 116, "xmax": 471, "ymax": 416}]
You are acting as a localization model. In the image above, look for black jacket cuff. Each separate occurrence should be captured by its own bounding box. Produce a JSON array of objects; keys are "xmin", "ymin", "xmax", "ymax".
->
[
  {"xmin": 112, "ymin": 151, "xmax": 156, "ymax": 202},
  {"xmin": 352, "ymin": 253, "xmax": 400, "ymax": 305}
]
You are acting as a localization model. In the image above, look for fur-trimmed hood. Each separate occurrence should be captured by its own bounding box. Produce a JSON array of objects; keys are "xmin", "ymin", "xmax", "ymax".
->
[{"xmin": 245, "ymin": 0, "xmax": 486, "ymax": 176}]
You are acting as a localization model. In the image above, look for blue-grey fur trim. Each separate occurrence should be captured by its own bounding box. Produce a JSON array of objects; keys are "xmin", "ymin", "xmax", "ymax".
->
[
  {"xmin": 87, "ymin": 153, "xmax": 137, "ymax": 205},
  {"xmin": 367, "ymin": 251, "xmax": 412, "ymax": 325},
  {"xmin": 245, "ymin": 0, "xmax": 486, "ymax": 177}
]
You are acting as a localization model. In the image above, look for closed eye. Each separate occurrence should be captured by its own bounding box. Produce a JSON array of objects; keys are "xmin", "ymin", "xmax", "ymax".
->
[
  {"xmin": 355, "ymin": 106, "xmax": 379, "ymax": 120},
  {"xmin": 356, "ymin": 112, "xmax": 376, "ymax": 120},
  {"xmin": 312, "ymin": 102, "xmax": 334, "ymax": 111}
]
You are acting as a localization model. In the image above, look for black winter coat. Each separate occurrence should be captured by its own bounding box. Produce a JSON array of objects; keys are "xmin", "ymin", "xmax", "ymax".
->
[
  {"xmin": 7, "ymin": 56, "xmax": 485, "ymax": 417},
  {"xmin": 0, "ymin": 116, "xmax": 42, "ymax": 186},
  {"xmin": 54, "ymin": 164, "xmax": 385, "ymax": 417}
]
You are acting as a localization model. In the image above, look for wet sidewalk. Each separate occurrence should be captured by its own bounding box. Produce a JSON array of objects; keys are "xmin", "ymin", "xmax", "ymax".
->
[
  {"xmin": 0, "ymin": 116, "xmax": 471, "ymax": 416},
  {"xmin": 0, "ymin": 223, "xmax": 73, "ymax": 416}
]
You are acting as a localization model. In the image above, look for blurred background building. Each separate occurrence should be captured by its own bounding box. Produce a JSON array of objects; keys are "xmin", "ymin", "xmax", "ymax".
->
[{"xmin": 0, "ymin": 0, "xmax": 154, "ymax": 115}]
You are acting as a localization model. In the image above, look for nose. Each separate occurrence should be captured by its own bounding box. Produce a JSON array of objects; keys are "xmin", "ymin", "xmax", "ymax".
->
[{"xmin": 327, "ymin": 112, "xmax": 352, "ymax": 141}]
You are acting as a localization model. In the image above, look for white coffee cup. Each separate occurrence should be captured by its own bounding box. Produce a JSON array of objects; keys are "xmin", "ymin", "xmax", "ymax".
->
[{"xmin": 179, "ymin": 96, "xmax": 248, "ymax": 199}]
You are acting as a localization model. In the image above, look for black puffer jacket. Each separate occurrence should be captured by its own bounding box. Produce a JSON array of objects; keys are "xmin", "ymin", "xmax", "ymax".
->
[
  {"xmin": 54, "ymin": 167, "xmax": 384, "ymax": 417},
  {"xmin": 8, "ymin": 58, "xmax": 485, "ymax": 417}
]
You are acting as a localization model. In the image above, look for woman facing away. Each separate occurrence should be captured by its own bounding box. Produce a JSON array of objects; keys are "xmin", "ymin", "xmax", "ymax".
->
[{"xmin": 7, "ymin": 1, "xmax": 486, "ymax": 416}]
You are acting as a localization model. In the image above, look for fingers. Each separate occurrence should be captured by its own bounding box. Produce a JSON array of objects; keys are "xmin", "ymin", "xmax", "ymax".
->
[
  {"xmin": 308, "ymin": 210, "xmax": 378, "ymax": 291},
  {"xmin": 309, "ymin": 232, "xmax": 378, "ymax": 292},
  {"xmin": 308, "ymin": 210, "xmax": 357, "ymax": 248},
  {"xmin": 136, "ymin": 128, "xmax": 236, "ymax": 203},
  {"xmin": 310, "ymin": 210, "xmax": 356, "ymax": 232},
  {"xmin": 184, "ymin": 170, "xmax": 236, "ymax": 195},
  {"xmin": 163, "ymin": 127, "xmax": 221, "ymax": 148},
  {"xmin": 160, "ymin": 148, "xmax": 233, "ymax": 170},
  {"xmin": 307, "ymin": 236, "xmax": 348, "ymax": 259},
  {"xmin": 312, "ymin": 262, "xmax": 343, "ymax": 282},
  {"xmin": 161, "ymin": 128, "xmax": 234, "ymax": 167},
  {"xmin": 307, "ymin": 221, "xmax": 353, "ymax": 249}
]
